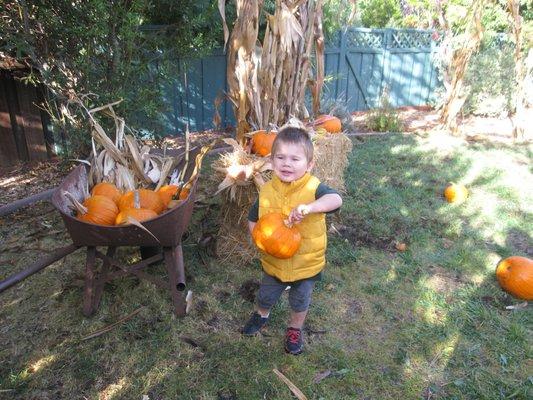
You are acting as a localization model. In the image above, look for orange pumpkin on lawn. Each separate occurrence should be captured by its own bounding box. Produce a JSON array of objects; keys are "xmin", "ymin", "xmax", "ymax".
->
[
  {"xmin": 495, "ymin": 256, "xmax": 533, "ymax": 300},
  {"xmin": 252, "ymin": 212, "xmax": 301, "ymax": 259}
]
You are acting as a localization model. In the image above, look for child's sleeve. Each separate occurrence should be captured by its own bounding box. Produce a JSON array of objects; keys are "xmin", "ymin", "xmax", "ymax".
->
[
  {"xmin": 248, "ymin": 198, "xmax": 259, "ymax": 222},
  {"xmin": 315, "ymin": 183, "xmax": 341, "ymax": 214}
]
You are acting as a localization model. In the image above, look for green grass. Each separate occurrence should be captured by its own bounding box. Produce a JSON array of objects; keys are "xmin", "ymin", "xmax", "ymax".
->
[{"xmin": 1, "ymin": 133, "xmax": 532, "ymax": 399}]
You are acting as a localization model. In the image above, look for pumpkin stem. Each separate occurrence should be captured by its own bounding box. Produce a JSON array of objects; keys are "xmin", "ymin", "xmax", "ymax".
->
[
  {"xmin": 63, "ymin": 190, "xmax": 88, "ymax": 215},
  {"xmin": 133, "ymin": 190, "xmax": 140, "ymax": 209},
  {"xmin": 283, "ymin": 219, "xmax": 294, "ymax": 228}
]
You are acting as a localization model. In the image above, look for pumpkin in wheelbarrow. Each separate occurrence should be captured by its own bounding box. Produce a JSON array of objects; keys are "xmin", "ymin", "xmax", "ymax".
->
[
  {"xmin": 116, "ymin": 190, "xmax": 158, "ymax": 225},
  {"xmin": 91, "ymin": 182, "xmax": 122, "ymax": 204},
  {"xmin": 118, "ymin": 188, "xmax": 165, "ymax": 214},
  {"xmin": 64, "ymin": 192, "xmax": 118, "ymax": 226}
]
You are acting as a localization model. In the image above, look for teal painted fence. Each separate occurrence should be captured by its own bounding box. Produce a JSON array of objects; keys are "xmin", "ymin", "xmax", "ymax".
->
[{"xmin": 162, "ymin": 28, "xmax": 440, "ymax": 134}]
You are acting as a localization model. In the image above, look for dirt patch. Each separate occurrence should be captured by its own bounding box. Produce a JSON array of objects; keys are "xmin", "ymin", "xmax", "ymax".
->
[
  {"xmin": 238, "ymin": 279, "xmax": 260, "ymax": 303},
  {"xmin": 426, "ymin": 265, "xmax": 463, "ymax": 294},
  {"xmin": 351, "ymin": 106, "xmax": 531, "ymax": 142}
]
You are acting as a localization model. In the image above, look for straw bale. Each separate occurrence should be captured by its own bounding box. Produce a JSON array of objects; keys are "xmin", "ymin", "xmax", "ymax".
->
[
  {"xmin": 312, "ymin": 133, "xmax": 353, "ymax": 193},
  {"xmin": 210, "ymin": 150, "xmax": 271, "ymax": 265}
]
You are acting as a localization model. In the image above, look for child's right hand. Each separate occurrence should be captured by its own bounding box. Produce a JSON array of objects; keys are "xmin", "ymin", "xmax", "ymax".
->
[{"xmin": 288, "ymin": 204, "xmax": 310, "ymax": 224}]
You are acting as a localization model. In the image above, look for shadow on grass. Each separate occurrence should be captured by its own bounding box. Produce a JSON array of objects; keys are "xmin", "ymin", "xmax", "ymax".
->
[{"xmin": 323, "ymin": 133, "xmax": 532, "ymax": 399}]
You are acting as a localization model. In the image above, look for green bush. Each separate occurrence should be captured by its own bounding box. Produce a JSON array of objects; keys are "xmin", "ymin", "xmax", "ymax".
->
[
  {"xmin": 366, "ymin": 90, "xmax": 404, "ymax": 132},
  {"xmin": 463, "ymin": 37, "xmax": 515, "ymax": 116}
]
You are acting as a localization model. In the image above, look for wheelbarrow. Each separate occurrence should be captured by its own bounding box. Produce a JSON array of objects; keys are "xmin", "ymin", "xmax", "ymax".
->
[{"xmin": 0, "ymin": 146, "xmax": 201, "ymax": 317}]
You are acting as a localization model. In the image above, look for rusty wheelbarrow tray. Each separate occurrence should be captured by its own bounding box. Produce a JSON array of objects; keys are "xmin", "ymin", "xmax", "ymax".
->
[
  {"xmin": 54, "ymin": 147, "xmax": 200, "ymax": 316},
  {"xmin": 0, "ymin": 147, "xmax": 201, "ymax": 317}
]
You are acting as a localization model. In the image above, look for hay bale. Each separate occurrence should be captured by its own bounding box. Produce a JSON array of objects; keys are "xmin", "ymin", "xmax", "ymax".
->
[
  {"xmin": 312, "ymin": 132, "xmax": 353, "ymax": 193},
  {"xmin": 210, "ymin": 150, "xmax": 271, "ymax": 265}
]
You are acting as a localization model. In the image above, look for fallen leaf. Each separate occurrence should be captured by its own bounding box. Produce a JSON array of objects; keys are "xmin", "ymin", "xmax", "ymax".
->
[
  {"xmin": 395, "ymin": 242, "xmax": 407, "ymax": 251},
  {"xmin": 313, "ymin": 370, "xmax": 332, "ymax": 384}
]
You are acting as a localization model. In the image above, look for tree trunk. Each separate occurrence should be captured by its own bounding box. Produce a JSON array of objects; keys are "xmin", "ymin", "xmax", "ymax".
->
[
  {"xmin": 507, "ymin": 0, "xmax": 527, "ymax": 140},
  {"xmin": 439, "ymin": 0, "xmax": 486, "ymax": 135}
]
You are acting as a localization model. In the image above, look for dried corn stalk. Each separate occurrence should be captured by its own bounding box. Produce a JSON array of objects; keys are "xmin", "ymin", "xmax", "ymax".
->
[
  {"xmin": 78, "ymin": 100, "xmax": 182, "ymax": 192},
  {"xmin": 219, "ymin": 0, "xmax": 325, "ymax": 143}
]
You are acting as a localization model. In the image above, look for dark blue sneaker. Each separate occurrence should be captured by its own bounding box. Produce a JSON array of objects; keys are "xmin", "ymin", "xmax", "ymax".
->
[
  {"xmin": 242, "ymin": 312, "xmax": 269, "ymax": 335},
  {"xmin": 285, "ymin": 327, "xmax": 303, "ymax": 355}
]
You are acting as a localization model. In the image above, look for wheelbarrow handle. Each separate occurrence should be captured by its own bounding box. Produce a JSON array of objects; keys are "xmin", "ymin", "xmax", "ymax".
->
[{"xmin": 0, "ymin": 243, "xmax": 80, "ymax": 293}]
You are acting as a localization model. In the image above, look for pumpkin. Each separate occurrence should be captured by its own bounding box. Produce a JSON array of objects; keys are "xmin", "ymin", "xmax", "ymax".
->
[
  {"xmin": 115, "ymin": 207, "xmax": 157, "ymax": 225},
  {"xmin": 157, "ymin": 184, "xmax": 179, "ymax": 206},
  {"xmin": 69, "ymin": 194, "xmax": 118, "ymax": 226},
  {"xmin": 118, "ymin": 189, "xmax": 165, "ymax": 214},
  {"xmin": 314, "ymin": 115, "xmax": 342, "ymax": 133},
  {"xmin": 178, "ymin": 187, "xmax": 190, "ymax": 200},
  {"xmin": 91, "ymin": 182, "xmax": 122, "ymax": 204},
  {"xmin": 252, "ymin": 212, "xmax": 301, "ymax": 259},
  {"xmin": 444, "ymin": 183, "xmax": 468, "ymax": 203},
  {"xmin": 116, "ymin": 190, "xmax": 158, "ymax": 225},
  {"xmin": 251, "ymin": 130, "xmax": 277, "ymax": 156},
  {"xmin": 495, "ymin": 256, "xmax": 533, "ymax": 300}
]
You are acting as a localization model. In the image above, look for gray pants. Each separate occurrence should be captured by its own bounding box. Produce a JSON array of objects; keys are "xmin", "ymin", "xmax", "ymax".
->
[{"xmin": 257, "ymin": 273, "xmax": 316, "ymax": 312}]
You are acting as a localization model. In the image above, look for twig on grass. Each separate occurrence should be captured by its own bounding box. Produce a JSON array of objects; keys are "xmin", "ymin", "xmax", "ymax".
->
[
  {"xmin": 273, "ymin": 368, "xmax": 308, "ymax": 400},
  {"xmin": 80, "ymin": 307, "xmax": 144, "ymax": 341}
]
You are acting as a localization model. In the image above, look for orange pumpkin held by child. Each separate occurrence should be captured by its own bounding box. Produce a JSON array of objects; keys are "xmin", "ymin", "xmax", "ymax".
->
[
  {"xmin": 252, "ymin": 212, "xmax": 301, "ymax": 259},
  {"xmin": 251, "ymin": 130, "xmax": 277, "ymax": 156},
  {"xmin": 495, "ymin": 256, "xmax": 533, "ymax": 300}
]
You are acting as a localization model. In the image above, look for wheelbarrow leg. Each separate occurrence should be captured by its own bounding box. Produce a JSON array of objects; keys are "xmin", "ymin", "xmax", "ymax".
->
[
  {"xmin": 83, "ymin": 246, "xmax": 97, "ymax": 317},
  {"xmin": 164, "ymin": 245, "xmax": 186, "ymax": 317},
  {"xmin": 92, "ymin": 246, "xmax": 116, "ymax": 312}
]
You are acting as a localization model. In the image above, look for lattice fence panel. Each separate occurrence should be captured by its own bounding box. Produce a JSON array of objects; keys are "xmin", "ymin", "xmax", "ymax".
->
[
  {"xmin": 389, "ymin": 30, "xmax": 434, "ymax": 49},
  {"xmin": 346, "ymin": 30, "xmax": 385, "ymax": 48}
]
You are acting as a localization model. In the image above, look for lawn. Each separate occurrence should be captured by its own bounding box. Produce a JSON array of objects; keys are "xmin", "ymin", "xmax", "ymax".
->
[{"xmin": 0, "ymin": 132, "xmax": 532, "ymax": 399}]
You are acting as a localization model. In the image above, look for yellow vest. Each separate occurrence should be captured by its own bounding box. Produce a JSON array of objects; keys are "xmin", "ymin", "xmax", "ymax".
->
[{"xmin": 258, "ymin": 173, "xmax": 327, "ymax": 282}]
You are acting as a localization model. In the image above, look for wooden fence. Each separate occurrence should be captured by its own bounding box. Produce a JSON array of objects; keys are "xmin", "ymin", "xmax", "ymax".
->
[
  {"xmin": 162, "ymin": 27, "xmax": 441, "ymax": 133},
  {"xmin": 0, "ymin": 28, "xmax": 441, "ymax": 166},
  {"xmin": 0, "ymin": 70, "xmax": 53, "ymax": 168}
]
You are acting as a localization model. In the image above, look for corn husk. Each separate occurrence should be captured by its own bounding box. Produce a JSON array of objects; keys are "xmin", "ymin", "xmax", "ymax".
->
[
  {"xmin": 210, "ymin": 139, "xmax": 272, "ymax": 265},
  {"xmin": 220, "ymin": 0, "xmax": 325, "ymax": 142}
]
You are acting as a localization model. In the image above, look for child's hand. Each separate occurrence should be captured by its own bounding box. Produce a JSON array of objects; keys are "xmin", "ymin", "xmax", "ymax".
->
[{"xmin": 288, "ymin": 204, "xmax": 310, "ymax": 224}]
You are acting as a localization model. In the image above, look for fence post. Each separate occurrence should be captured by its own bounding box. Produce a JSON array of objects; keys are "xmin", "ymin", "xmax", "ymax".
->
[
  {"xmin": 379, "ymin": 29, "xmax": 392, "ymax": 104},
  {"xmin": 335, "ymin": 29, "xmax": 349, "ymax": 102}
]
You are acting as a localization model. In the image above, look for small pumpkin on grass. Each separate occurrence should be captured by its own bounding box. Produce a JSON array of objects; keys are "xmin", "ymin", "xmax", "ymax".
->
[
  {"xmin": 115, "ymin": 190, "xmax": 158, "ymax": 225},
  {"xmin": 313, "ymin": 115, "xmax": 342, "ymax": 133},
  {"xmin": 118, "ymin": 188, "xmax": 165, "ymax": 214},
  {"xmin": 252, "ymin": 212, "xmax": 301, "ymax": 259},
  {"xmin": 495, "ymin": 256, "xmax": 533, "ymax": 300},
  {"xmin": 64, "ymin": 192, "xmax": 118, "ymax": 226},
  {"xmin": 91, "ymin": 182, "xmax": 122, "ymax": 204},
  {"xmin": 444, "ymin": 183, "xmax": 468, "ymax": 203},
  {"xmin": 251, "ymin": 130, "xmax": 277, "ymax": 156}
]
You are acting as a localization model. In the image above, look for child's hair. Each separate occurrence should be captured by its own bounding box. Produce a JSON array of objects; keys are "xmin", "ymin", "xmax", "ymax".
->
[{"xmin": 271, "ymin": 126, "xmax": 314, "ymax": 162}]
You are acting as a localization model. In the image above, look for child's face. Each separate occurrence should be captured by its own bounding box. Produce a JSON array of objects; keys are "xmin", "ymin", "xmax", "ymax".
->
[{"xmin": 272, "ymin": 142, "xmax": 313, "ymax": 183}]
